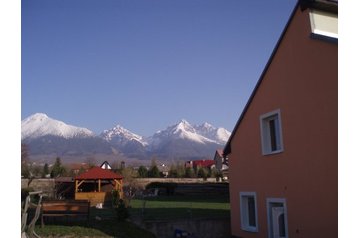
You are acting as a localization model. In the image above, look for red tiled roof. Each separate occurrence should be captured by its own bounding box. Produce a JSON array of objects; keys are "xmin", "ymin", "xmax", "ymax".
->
[
  {"xmin": 75, "ymin": 166, "xmax": 123, "ymax": 180},
  {"xmin": 193, "ymin": 160, "xmax": 215, "ymax": 168}
]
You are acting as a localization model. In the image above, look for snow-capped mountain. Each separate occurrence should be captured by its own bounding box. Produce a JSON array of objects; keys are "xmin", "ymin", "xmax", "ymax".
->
[
  {"xmin": 100, "ymin": 124, "xmax": 148, "ymax": 158},
  {"xmin": 100, "ymin": 124, "xmax": 147, "ymax": 146},
  {"xmin": 149, "ymin": 119, "xmax": 216, "ymax": 146},
  {"xmin": 21, "ymin": 113, "xmax": 95, "ymax": 140},
  {"xmin": 147, "ymin": 119, "xmax": 225, "ymax": 158},
  {"xmin": 21, "ymin": 113, "xmax": 113, "ymax": 156},
  {"xmin": 21, "ymin": 113, "xmax": 231, "ymax": 161},
  {"xmin": 194, "ymin": 122, "xmax": 231, "ymax": 145}
]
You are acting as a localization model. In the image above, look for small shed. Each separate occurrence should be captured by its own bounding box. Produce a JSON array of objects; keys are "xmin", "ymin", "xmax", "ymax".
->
[{"xmin": 74, "ymin": 166, "xmax": 123, "ymax": 206}]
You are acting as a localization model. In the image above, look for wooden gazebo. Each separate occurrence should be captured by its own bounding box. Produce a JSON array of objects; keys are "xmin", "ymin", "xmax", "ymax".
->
[{"xmin": 74, "ymin": 166, "xmax": 123, "ymax": 206}]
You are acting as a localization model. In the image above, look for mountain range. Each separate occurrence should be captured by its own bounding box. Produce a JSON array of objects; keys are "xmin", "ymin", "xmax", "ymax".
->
[{"xmin": 21, "ymin": 113, "xmax": 231, "ymax": 162}]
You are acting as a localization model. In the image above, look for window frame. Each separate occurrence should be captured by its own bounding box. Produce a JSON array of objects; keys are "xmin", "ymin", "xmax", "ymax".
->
[
  {"xmin": 266, "ymin": 198, "xmax": 289, "ymax": 238},
  {"xmin": 240, "ymin": 192, "xmax": 259, "ymax": 232},
  {"xmin": 260, "ymin": 109, "xmax": 284, "ymax": 155},
  {"xmin": 309, "ymin": 9, "xmax": 338, "ymax": 43}
]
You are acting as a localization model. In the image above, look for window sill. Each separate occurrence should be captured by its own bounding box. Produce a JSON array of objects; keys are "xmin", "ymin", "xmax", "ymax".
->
[
  {"xmin": 241, "ymin": 226, "xmax": 258, "ymax": 233},
  {"xmin": 262, "ymin": 149, "xmax": 284, "ymax": 156}
]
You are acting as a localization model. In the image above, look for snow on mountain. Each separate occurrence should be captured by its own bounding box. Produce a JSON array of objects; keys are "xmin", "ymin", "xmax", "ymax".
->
[
  {"xmin": 149, "ymin": 119, "xmax": 216, "ymax": 147},
  {"xmin": 100, "ymin": 124, "xmax": 148, "ymax": 147},
  {"xmin": 21, "ymin": 113, "xmax": 231, "ymax": 160},
  {"xmin": 21, "ymin": 113, "xmax": 95, "ymax": 140},
  {"xmin": 194, "ymin": 122, "xmax": 231, "ymax": 145}
]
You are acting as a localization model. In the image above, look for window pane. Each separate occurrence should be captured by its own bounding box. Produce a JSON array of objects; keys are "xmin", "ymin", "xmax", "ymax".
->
[
  {"xmin": 279, "ymin": 213, "xmax": 286, "ymax": 236},
  {"xmin": 269, "ymin": 119, "xmax": 277, "ymax": 151},
  {"xmin": 248, "ymin": 197, "xmax": 256, "ymax": 226}
]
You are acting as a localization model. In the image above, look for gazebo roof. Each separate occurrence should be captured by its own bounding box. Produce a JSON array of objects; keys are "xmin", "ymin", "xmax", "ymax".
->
[{"xmin": 75, "ymin": 166, "xmax": 123, "ymax": 180}]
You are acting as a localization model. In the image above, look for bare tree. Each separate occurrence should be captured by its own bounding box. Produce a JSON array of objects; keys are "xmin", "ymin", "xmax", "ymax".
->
[
  {"xmin": 85, "ymin": 156, "xmax": 97, "ymax": 168},
  {"xmin": 21, "ymin": 144, "xmax": 30, "ymax": 178}
]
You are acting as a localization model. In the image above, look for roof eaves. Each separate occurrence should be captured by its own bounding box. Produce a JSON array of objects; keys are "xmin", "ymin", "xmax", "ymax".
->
[
  {"xmin": 223, "ymin": 2, "xmax": 300, "ymax": 157},
  {"xmin": 300, "ymin": 0, "xmax": 338, "ymax": 14}
]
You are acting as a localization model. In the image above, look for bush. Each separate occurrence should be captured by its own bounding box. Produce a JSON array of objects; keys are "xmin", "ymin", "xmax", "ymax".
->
[
  {"xmin": 112, "ymin": 191, "xmax": 129, "ymax": 221},
  {"xmin": 116, "ymin": 199, "xmax": 129, "ymax": 221}
]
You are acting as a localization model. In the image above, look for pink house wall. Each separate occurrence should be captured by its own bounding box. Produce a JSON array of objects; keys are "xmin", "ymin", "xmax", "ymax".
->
[{"xmin": 228, "ymin": 4, "xmax": 337, "ymax": 238}]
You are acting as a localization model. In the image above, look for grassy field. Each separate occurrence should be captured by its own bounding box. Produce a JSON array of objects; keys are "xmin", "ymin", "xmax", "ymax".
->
[
  {"xmin": 34, "ymin": 207, "xmax": 156, "ymax": 238},
  {"xmin": 129, "ymin": 194, "xmax": 230, "ymax": 220},
  {"xmin": 32, "ymin": 194, "xmax": 230, "ymax": 237}
]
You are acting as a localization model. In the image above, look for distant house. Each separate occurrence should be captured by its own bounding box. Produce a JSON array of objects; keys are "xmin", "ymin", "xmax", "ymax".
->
[
  {"xmin": 158, "ymin": 163, "xmax": 170, "ymax": 177},
  {"xmin": 100, "ymin": 161, "xmax": 112, "ymax": 170},
  {"xmin": 214, "ymin": 149, "xmax": 229, "ymax": 180},
  {"xmin": 185, "ymin": 160, "xmax": 215, "ymax": 170},
  {"xmin": 213, "ymin": 149, "xmax": 228, "ymax": 171},
  {"xmin": 224, "ymin": 1, "xmax": 337, "ymax": 238}
]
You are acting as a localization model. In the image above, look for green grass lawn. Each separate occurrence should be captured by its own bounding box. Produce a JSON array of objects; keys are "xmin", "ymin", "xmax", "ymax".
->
[
  {"xmin": 32, "ymin": 194, "xmax": 230, "ymax": 237},
  {"xmin": 129, "ymin": 194, "xmax": 230, "ymax": 220},
  {"xmin": 34, "ymin": 207, "xmax": 156, "ymax": 238}
]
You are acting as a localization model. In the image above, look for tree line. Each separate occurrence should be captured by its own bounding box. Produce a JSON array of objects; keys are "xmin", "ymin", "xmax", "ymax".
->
[{"xmin": 21, "ymin": 144, "xmax": 223, "ymax": 180}]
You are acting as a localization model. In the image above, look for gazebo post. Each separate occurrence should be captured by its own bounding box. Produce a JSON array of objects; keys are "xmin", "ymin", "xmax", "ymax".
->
[
  {"xmin": 98, "ymin": 179, "xmax": 101, "ymax": 192},
  {"xmin": 75, "ymin": 180, "xmax": 78, "ymax": 193}
]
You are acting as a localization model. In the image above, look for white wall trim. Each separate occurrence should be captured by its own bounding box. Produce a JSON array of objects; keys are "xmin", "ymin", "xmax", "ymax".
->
[
  {"xmin": 260, "ymin": 109, "xmax": 284, "ymax": 155},
  {"xmin": 240, "ymin": 191, "xmax": 259, "ymax": 232},
  {"xmin": 309, "ymin": 9, "xmax": 338, "ymax": 39}
]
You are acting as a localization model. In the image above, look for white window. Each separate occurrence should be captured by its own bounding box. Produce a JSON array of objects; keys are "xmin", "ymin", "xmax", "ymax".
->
[
  {"xmin": 309, "ymin": 9, "xmax": 338, "ymax": 40},
  {"xmin": 260, "ymin": 109, "xmax": 284, "ymax": 155},
  {"xmin": 240, "ymin": 192, "xmax": 258, "ymax": 232},
  {"xmin": 266, "ymin": 198, "xmax": 289, "ymax": 238}
]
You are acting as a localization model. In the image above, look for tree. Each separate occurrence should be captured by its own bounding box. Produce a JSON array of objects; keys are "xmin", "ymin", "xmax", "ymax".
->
[
  {"xmin": 148, "ymin": 165, "xmax": 160, "ymax": 178},
  {"xmin": 148, "ymin": 158, "xmax": 160, "ymax": 178},
  {"xmin": 120, "ymin": 167, "xmax": 139, "ymax": 207},
  {"xmin": 32, "ymin": 165, "xmax": 41, "ymax": 178},
  {"xmin": 85, "ymin": 157, "xmax": 97, "ymax": 168},
  {"xmin": 21, "ymin": 144, "xmax": 30, "ymax": 178},
  {"xmin": 197, "ymin": 167, "xmax": 209, "ymax": 180},
  {"xmin": 168, "ymin": 164, "xmax": 178, "ymax": 178},
  {"xmin": 137, "ymin": 166, "xmax": 148, "ymax": 178},
  {"xmin": 42, "ymin": 163, "xmax": 49, "ymax": 178},
  {"xmin": 50, "ymin": 157, "xmax": 66, "ymax": 178},
  {"xmin": 185, "ymin": 167, "xmax": 195, "ymax": 178}
]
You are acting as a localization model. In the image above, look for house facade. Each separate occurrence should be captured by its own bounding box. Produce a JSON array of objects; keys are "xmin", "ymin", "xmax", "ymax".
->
[
  {"xmin": 224, "ymin": 1, "xmax": 337, "ymax": 238},
  {"xmin": 214, "ymin": 149, "xmax": 228, "ymax": 171}
]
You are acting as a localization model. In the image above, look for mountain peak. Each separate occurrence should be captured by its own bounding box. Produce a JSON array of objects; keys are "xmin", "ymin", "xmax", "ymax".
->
[
  {"xmin": 32, "ymin": 113, "xmax": 49, "ymax": 118},
  {"xmin": 23, "ymin": 113, "xmax": 49, "ymax": 122},
  {"xmin": 178, "ymin": 119, "xmax": 190, "ymax": 125},
  {"xmin": 201, "ymin": 122, "xmax": 215, "ymax": 129},
  {"xmin": 100, "ymin": 123, "xmax": 147, "ymax": 146},
  {"xmin": 21, "ymin": 113, "xmax": 95, "ymax": 140}
]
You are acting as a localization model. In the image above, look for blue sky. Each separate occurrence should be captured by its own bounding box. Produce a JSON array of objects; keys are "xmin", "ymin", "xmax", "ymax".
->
[{"xmin": 22, "ymin": 0, "xmax": 297, "ymax": 136}]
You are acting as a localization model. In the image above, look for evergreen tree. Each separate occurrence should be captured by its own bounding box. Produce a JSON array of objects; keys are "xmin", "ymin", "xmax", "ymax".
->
[
  {"xmin": 197, "ymin": 167, "xmax": 209, "ymax": 180},
  {"xmin": 137, "ymin": 165, "xmax": 148, "ymax": 178},
  {"xmin": 50, "ymin": 157, "xmax": 66, "ymax": 178},
  {"xmin": 185, "ymin": 167, "xmax": 195, "ymax": 178},
  {"xmin": 42, "ymin": 163, "xmax": 49, "ymax": 178},
  {"xmin": 148, "ymin": 165, "xmax": 160, "ymax": 178}
]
